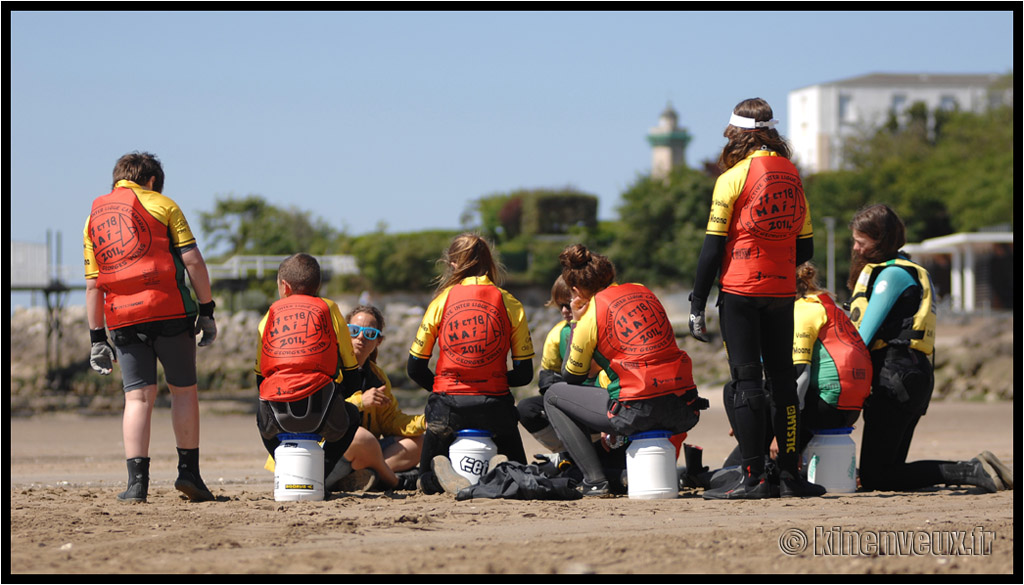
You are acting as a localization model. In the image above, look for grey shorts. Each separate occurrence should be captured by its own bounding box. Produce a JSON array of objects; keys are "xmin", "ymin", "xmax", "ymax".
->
[{"xmin": 113, "ymin": 321, "xmax": 197, "ymax": 392}]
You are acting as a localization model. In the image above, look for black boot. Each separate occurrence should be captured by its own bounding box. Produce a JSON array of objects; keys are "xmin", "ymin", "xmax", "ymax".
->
[
  {"xmin": 678, "ymin": 444, "xmax": 709, "ymax": 489},
  {"xmin": 117, "ymin": 457, "xmax": 150, "ymax": 503},
  {"xmin": 703, "ymin": 464, "xmax": 774, "ymax": 500},
  {"xmin": 174, "ymin": 448, "xmax": 215, "ymax": 502},
  {"xmin": 940, "ymin": 459, "xmax": 1002, "ymax": 493},
  {"xmin": 977, "ymin": 451, "xmax": 1013, "ymax": 490},
  {"xmin": 779, "ymin": 470, "xmax": 826, "ymax": 498}
]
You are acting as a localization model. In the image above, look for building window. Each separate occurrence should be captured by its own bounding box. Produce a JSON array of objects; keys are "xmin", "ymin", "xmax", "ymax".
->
[
  {"xmin": 891, "ymin": 94, "xmax": 907, "ymax": 114},
  {"xmin": 939, "ymin": 95, "xmax": 958, "ymax": 111},
  {"xmin": 838, "ymin": 94, "xmax": 854, "ymax": 124}
]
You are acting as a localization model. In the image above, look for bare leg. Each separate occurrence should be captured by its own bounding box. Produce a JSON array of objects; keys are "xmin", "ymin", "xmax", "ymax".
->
[
  {"xmin": 344, "ymin": 427, "xmax": 399, "ymax": 488},
  {"xmin": 123, "ymin": 385, "xmax": 159, "ymax": 458},
  {"xmin": 383, "ymin": 435, "xmax": 424, "ymax": 473},
  {"xmin": 167, "ymin": 384, "xmax": 201, "ymax": 449}
]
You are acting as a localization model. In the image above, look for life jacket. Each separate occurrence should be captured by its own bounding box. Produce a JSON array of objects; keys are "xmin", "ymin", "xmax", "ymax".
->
[
  {"xmin": 88, "ymin": 186, "xmax": 195, "ymax": 328},
  {"xmin": 433, "ymin": 283, "xmax": 513, "ymax": 396},
  {"xmin": 849, "ymin": 258, "xmax": 936, "ymax": 355},
  {"xmin": 720, "ymin": 155, "xmax": 807, "ymax": 297},
  {"xmin": 593, "ymin": 283, "xmax": 696, "ymax": 401},
  {"xmin": 814, "ymin": 294, "xmax": 872, "ymax": 411},
  {"xmin": 259, "ymin": 295, "xmax": 339, "ymax": 402}
]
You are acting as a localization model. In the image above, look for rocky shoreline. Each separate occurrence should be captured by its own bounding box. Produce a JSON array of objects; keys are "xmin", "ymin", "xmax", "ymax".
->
[{"xmin": 9, "ymin": 292, "xmax": 1013, "ymax": 416}]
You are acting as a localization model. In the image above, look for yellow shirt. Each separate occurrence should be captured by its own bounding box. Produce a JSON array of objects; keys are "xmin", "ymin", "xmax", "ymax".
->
[{"xmin": 409, "ymin": 275, "xmax": 535, "ymax": 362}]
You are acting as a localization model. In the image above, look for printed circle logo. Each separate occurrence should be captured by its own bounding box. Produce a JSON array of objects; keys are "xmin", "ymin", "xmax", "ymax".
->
[
  {"xmin": 90, "ymin": 202, "xmax": 153, "ymax": 273},
  {"xmin": 441, "ymin": 299, "xmax": 508, "ymax": 367},
  {"xmin": 605, "ymin": 291, "xmax": 671, "ymax": 355},
  {"xmin": 265, "ymin": 305, "xmax": 332, "ymax": 357},
  {"xmin": 740, "ymin": 171, "xmax": 805, "ymax": 241},
  {"xmin": 779, "ymin": 528, "xmax": 808, "ymax": 555}
]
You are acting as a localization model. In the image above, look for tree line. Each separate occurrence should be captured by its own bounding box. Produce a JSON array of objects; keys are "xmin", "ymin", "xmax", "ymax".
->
[{"xmin": 198, "ymin": 86, "xmax": 1013, "ymax": 307}]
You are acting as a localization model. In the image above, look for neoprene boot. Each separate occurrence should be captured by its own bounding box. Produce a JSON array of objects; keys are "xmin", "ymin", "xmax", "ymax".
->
[
  {"xmin": 678, "ymin": 444, "xmax": 709, "ymax": 489},
  {"xmin": 939, "ymin": 458, "xmax": 1002, "ymax": 493},
  {"xmin": 977, "ymin": 451, "xmax": 1014, "ymax": 490},
  {"xmin": 174, "ymin": 448, "xmax": 215, "ymax": 502},
  {"xmin": 117, "ymin": 457, "xmax": 150, "ymax": 503},
  {"xmin": 703, "ymin": 462, "xmax": 774, "ymax": 500}
]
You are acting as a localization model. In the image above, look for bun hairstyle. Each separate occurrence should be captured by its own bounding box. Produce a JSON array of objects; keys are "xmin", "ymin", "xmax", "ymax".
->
[
  {"xmin": 558, "ymin": 244, "xmax": 615, "ymax": 294},
  {"xmin": 795, "ymin": 261, "xmax": 823, "ymax": 298},
  {"xmin": 719, "ymin": 97, "xmax": 792, "ymax": 170}
]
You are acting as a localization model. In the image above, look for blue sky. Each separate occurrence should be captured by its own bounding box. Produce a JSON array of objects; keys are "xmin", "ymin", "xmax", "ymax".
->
[{"xmin": 8, "ymin": 9, "xmax": 1014, "ymax": 308}]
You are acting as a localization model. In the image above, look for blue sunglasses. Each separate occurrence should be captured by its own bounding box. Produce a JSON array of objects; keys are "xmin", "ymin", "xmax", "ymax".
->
[{"xmin": 348, "ymin": 324, "xmax": 382, "ymax": 340}]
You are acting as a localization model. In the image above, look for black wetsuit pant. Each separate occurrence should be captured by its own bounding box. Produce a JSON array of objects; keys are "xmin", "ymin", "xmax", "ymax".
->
[
  {"xmin": 858, "ymin": 347, "xmax": 948, "ymax": 491},
  {"xmin": 419, "ymin": 392, "xmax": 528, "ymax": 473},
  {"xmin": 722, "ymin": 381, "xmax": 860, "ymax": 468},
  {"xmin": 718, "ymin": 292, "xmax": 801, "ymax": 478}
]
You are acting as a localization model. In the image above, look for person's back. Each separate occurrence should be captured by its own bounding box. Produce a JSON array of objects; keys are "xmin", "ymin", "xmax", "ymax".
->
[
  {"xmin": 84, "ymin": 151, "xmax": 217, "ymax": 503},
  {"xmin": 258, "ymin": 293, "xmax": 341, "ymax": 402}
]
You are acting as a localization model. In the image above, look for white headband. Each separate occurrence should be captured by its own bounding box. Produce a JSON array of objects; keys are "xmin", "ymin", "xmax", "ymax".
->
[{"xmin": 729, "ymin": 113, "xmax": 779, "ymax": 129}]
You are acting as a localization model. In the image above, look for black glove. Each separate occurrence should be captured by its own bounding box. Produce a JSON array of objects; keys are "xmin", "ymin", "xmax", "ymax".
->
[
  {"xmin": 195, "ymin": 301, "xmax": 217, "ymax": 347},
  {"xmin": 89, "ymin": 329, "xmax": 115, "ymax": 375}
]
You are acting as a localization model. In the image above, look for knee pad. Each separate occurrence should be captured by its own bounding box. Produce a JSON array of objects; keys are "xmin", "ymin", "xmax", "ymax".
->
[
  {"xmin": 734, "ymin": 380, "xmax": 769, "ymax": 413},
  {"xmin": 731, "ymin": 362, "xmax": 764, "ymax": 384}
]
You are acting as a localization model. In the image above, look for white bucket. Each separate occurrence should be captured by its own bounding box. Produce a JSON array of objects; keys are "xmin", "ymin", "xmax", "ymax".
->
[
  {"xmin": 626, "ymin": 431, "xmax": 679, "ymax": 500},
  {"xmin": 803, "ymin": 427, "xmax": 857, "ymax": 493},
  {"xmin": 274, "ymin": 433, "xmax": 325, "ymax": 501},
  {"xmin": 448, "ymin": 429, "xmax": 497, "ymax": 485}
]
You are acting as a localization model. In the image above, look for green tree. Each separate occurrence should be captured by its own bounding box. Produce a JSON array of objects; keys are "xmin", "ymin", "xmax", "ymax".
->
[
  {"xmin": 347, "ymin": 229, "xmax": 460, "ymax": 293},
  {"xmin": 198, "ymin": 195, "xmax": 338, "ymax": 260},
  {"xmin": 608, "ymin": 166, "xmax": 714, "ymax": 286}
]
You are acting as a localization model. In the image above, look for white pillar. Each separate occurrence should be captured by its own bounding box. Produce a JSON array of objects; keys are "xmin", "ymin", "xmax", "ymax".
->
[
  {"xmin": 963, "ymin": 245, "xmax": 976, "ymax": 313},
  {"xmin": 949, "ymin": 249, "xmax": 963, "ymax": 312}
]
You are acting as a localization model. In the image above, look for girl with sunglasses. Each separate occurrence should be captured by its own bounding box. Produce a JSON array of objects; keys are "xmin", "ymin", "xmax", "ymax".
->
[
  {"xmin": 344, "ymin": 305, "xmax": 425, "ymax": 489},
  {"xmin": 408, "ymin": 233, "xmax": 535, "ymax": 495}
]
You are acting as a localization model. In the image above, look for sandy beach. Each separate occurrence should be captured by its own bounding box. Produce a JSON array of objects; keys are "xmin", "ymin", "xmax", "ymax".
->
[{"xmin": 8, "ymin": 391, "xmax": 1015, "ymax": 575}]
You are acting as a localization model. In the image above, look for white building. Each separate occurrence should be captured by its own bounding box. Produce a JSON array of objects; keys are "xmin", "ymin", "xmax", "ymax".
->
[{"xmin": 787, "ymin": 73, "xmax": 1009, "ymax": 174}]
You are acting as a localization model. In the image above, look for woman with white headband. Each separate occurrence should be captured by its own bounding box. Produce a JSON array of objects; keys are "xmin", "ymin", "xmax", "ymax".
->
[{"xmin": 688, "ymin": 97, "xmax": 822, "ymax": 499}]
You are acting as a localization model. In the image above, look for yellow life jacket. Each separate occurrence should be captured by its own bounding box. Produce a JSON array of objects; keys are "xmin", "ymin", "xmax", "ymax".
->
[{"xmin": 849, "ymin": 258, "xmax": 936, "ymax": 355}]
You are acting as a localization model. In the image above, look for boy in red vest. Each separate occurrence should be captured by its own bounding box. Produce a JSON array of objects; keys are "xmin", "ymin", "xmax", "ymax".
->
[
  {"xmin": 85, "ymin": 151, "xmax": 218, "ymax": 503},
  {"xmin": 255, "ymin": 253, "xmax": 367, "ymax": 490}
]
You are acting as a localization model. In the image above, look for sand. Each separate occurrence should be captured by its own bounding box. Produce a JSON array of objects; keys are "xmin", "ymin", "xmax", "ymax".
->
[{"xmin": 8, "ymin": 394, "xmax": 1015, "ymax": 575}]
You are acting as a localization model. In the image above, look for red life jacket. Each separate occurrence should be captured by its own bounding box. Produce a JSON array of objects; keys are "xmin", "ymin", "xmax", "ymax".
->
[
  {"xmin": 593, "ymin": 284, "xmax": 696, "ymax": 401},
  {"xmin": 817, "ymin": 294, "xmax": 873, "ymax": 411},
  {"xmin": 259, "ymin": 295, "xmax": 339, "ymax": 402},
  {"xmin": 88, "ymin": 186, "xmax": 194, "ymax": 328},
  {"xmin": 721, "ymin": 155, "xmax": 807, "ymax": 297},
  {"xmin": 433, "ymin": 283, "xmax": 512, "ymax": 396}
]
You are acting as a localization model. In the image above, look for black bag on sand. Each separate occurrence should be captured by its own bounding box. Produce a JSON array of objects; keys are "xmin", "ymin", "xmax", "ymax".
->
[{"xmin": 455, "ymin": 462, "xmax": 582, "ymax": 501}]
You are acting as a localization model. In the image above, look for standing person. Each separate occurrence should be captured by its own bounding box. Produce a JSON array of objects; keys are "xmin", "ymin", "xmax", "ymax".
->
[
  {"xmin": 848, "ymin": 204, "xmax": 1012, "ymax": 492},
  {"xmin": 693, "ymin": 262, "xmax": 874, "ymax": 490},
  {"xmin": 344, "ymin": 304, "xmax": 425, "ymax": 489},
  {"xmin": 255, "ymin": 253, "xmax": 372, "ymax": 492},
  {"xmin": 408, "ymin": 233, "xmax": 535, "ymax": 495},
  {"xmin": 544, "ymin": 244, "xmax": 707, "ymax": 496},
  {"xmin": 84, "ymin": 151, "xmax": 218, "ymax": 503},
  {"xmin": 688, "ymin": 98, "xmax": 823, "ymax": 499}
]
